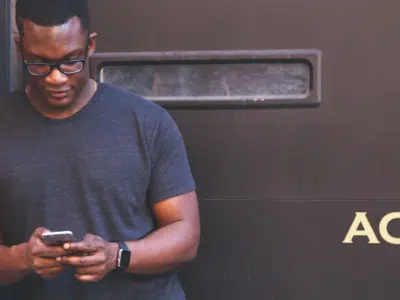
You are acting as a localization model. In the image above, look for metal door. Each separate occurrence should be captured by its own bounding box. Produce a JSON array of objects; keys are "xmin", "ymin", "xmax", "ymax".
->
[
  {"xmin": 87, "ymin": 1, "xmax": 400, "ymax": 299},
  {"xmin": 3, "ymin": 0, "xmax": 400, "ymax": 299}
]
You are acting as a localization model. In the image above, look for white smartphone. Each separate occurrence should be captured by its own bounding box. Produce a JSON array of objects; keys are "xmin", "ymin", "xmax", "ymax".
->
[{"xmin": 42, "ymin": 231, "xmax": 76, "ymax": 246}]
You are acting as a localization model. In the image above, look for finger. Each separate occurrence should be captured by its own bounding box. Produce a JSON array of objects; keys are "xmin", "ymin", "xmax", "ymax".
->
[
  {"xmin": 32, "ymin": 244, "xmax": 68, "ymax": 258},
  {"xmin": 32, "ymin": 227, "xmax": 51, "ymax": 239},
  {"xmin": 57, "ymin": 252, "xmax": 105, "ymax": 267},
  {"xmin": 32, "ymin": 257, "xmax": 61, "ymax": 270},
  {"xmin": 83, "ymin": 233, "xmax": 97, "ymax": 240},
  {"xmin": 64, "ymin": 241, "xmax": 95, "ymax": 252},
  {"xmin": 36, "ymin": 266, "xmax": 64, "ymax": 274},
  {"xmin": 37, "ymin": 267, "xmax": 65, "ymax": 280},
  {"xmin": 64, "ymin": 236, "xmax": 101, "ymax": 253},
  {"xmin": 75, "ymin": 264, "xmax": 106, "ymax": 275},
  {"xmin": 74, "ymin": 274, "xmax": 104, "ymax": 283}
]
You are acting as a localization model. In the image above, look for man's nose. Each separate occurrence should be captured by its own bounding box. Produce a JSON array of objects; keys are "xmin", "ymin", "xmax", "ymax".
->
[{"xmin": 45, "ymin": 67, "xmax": 68, "ymax": 85}]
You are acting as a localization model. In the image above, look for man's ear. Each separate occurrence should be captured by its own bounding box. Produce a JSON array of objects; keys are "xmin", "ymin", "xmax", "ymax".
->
[
  {"xmin": 14, "ymin": 36, "xmax": 22, "ymax": 59},
  {"xmin": 88, "ymin": 32, "xmax": 98, "ymax": 57}
]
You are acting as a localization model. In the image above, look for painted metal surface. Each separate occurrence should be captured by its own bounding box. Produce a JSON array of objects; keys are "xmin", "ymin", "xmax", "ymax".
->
[
  {"xmin": 87, "ymin": 0, "xmax": 400, "ymax": 299},
  {"xmin": 2, "ymin": 0, "xmax": 400, "ymax": 299}
]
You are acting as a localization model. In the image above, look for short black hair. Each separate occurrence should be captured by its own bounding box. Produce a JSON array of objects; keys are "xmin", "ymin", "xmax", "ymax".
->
[{"xmin": 16, "ymin": 0, "xmax": 90, "ymax": 37}]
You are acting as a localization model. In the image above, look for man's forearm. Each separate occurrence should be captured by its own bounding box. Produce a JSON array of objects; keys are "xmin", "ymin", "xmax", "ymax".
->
[
  {"xmin": 0, "ymin": 244, "xmax": 31, "ymax": 286},
  {"xmin": 122, "ymin": 221, "xmax": 199, "ymax": 275}
]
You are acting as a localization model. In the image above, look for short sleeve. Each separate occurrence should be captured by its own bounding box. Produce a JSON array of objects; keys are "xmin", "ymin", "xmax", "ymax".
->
[{"xmin": 147, "ymin": 110, "xmax": 196, "ymax": 204}]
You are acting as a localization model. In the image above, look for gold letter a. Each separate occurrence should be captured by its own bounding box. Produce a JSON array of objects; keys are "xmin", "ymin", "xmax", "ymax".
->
[{"xmin": 343, "ymin": 212, "xmax": 380, "ymax": 244}]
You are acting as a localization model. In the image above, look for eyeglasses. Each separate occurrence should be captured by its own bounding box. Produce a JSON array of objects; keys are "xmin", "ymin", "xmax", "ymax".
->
[
  {"xmin": 22, "ymin": 36, "xmax": 90, "ymax": 77},
  {"xmin": 24, "ymin": 58, "xmax": 86, "ymax": 77}
]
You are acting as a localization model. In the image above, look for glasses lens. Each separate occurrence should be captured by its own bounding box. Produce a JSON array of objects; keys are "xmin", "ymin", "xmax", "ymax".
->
[
  {"xmin": 60, "ymin": 61, "xmax": 84, "ymax": 74},
  {"xmin": 27, "ymin": 64, "xmax": 51, "ymax": 76}
]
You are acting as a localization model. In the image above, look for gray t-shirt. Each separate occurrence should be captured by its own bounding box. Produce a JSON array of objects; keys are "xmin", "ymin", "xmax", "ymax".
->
[{"xmin": 0, "ymin": 83, "xmax": 196, "ymax": 300}]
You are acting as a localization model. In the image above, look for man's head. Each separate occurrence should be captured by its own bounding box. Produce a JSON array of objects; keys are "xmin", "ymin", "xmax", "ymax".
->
[{"xmin": 15, "ymin": 0, "xmax": 97, "ymax": 111}]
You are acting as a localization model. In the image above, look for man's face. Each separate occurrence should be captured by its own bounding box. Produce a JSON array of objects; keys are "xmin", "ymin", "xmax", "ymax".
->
[{"xmin": 18, "ymin": 16, "xmax": 96, "ymax": 109}]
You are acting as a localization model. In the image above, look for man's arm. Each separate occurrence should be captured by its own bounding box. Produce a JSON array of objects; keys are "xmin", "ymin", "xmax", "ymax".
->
[
  {"xmin": 60, "ymin": 108, "xmax": 200, "ymax": 282},
  {"xmin": 124, "ymin": 108, "xmax": 200, "ymax": 274},
  {"xmin": 123, "ymin": 190, "xmax": 200, "ymax": 274},
  {"xmin": 0, "ymin": 229, "xmax": 70, "ymax": 286},
  {"xmin": 0, "ymin": 241, "xmax": 31, "ymax": 286},
  {"xmin": 62, "ymin": 190, "xmax": 200, "ymax": 281}
]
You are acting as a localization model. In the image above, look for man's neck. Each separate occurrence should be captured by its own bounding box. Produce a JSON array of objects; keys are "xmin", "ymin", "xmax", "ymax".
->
[{"xmin": 26, "ymin": 79, "xmax": 98, "ymax": 120}]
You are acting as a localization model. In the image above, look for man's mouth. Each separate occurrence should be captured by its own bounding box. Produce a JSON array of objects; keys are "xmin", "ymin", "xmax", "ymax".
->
[{"xmin": 47, "ymin": 90, "xmax": 69, "ymax": 100}]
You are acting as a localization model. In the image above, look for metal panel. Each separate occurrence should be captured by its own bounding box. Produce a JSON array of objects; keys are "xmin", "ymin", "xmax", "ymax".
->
[
  {"xmin": 86, "ymin": 1, "xmax": 400, "ymax": 300},
  {"xmin": 180, "ymin": 199, "xmax": 400, "ymax": 299},
  {"xmin": 87, "ymin": 0, "xmax": 400, "ymax": 200}
]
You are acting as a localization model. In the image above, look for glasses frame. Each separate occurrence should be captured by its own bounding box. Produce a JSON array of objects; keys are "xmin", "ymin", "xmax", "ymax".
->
[{"xmin": 21, "ymin": 36, "xmax": 90, "ymax": 77}]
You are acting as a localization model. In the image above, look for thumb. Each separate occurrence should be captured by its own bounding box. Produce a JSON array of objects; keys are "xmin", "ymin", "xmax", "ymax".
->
[{"xmin": 33, "ymin": 227, "xmax": 51, "ymax": 240}]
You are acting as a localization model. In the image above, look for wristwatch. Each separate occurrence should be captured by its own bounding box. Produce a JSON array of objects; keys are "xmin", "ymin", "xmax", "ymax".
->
[{"xmin": 115, "ymin": 241, "xmax": 131, "ymax": 269}]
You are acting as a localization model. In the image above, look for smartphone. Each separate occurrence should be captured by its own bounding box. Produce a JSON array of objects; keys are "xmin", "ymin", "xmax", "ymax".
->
[{"xmin": 42, "ymin": 231, "xmax": 76, "ymax": 246}]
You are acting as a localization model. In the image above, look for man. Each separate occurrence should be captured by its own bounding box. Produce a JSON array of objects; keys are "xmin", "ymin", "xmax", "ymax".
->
[{"xmin": 0, "ymin": 0, "xmax": 200, "ymax": 299}]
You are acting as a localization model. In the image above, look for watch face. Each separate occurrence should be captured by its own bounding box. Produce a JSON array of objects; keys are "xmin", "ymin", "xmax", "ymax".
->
[{"xmin": 118, "ymin": 248, "xmax": 131, "ymax": 269}]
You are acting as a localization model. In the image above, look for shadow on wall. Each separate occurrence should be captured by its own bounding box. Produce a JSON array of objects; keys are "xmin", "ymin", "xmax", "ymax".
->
[{"xmin": 10, "ymin": 0, "xmax": 24, "ymax": 91}]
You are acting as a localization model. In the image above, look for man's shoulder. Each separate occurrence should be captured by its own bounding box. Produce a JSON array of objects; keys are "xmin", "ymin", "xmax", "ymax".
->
[
  {"xmin": 99, "ymin": 83, "xmax": 173, "ymax": 125},
  {"xmin": 100, "ymin": 83, "xmax": 163, "ymax": 110}
]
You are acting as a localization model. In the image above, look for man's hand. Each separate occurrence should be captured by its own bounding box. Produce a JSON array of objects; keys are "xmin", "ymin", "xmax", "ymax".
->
[
  {"xmin": 25, "ymin": 227, "xmax": 69, "ymax": 280},
  {"xmin": 57, "ymin": 234, "xmax": 119, "ymax": 282}
]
